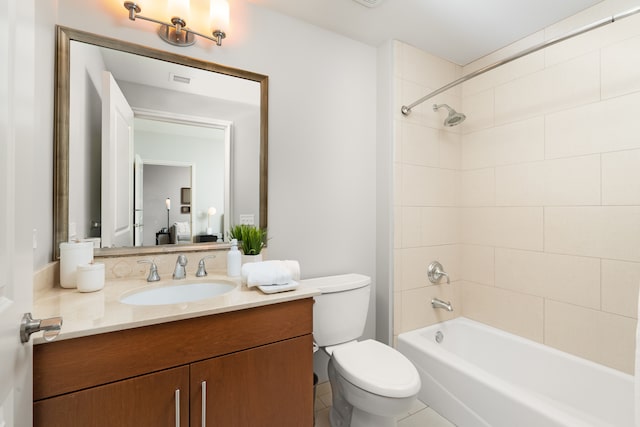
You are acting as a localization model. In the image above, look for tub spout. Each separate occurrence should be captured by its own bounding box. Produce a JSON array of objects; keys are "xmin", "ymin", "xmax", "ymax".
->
[{"xmin": 432, "ymin": 298, "xmax": 453, "ymax": 312}]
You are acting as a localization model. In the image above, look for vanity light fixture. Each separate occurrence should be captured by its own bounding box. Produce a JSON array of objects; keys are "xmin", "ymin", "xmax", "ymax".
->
[
  {"xmin": 206, "ymin": 207, "xmax": 217, "ymax": 235},
  {"xmin": 165, "ymin": 198, "xmax": 171, "ymax": 231},
  {"xmin": 123, "ymin": 0, "xmax": 228, "ymax": 47}
]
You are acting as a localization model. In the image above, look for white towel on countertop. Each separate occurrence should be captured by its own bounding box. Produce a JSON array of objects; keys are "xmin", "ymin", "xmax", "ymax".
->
[{"xmin": 242, "ymin": 260, "xmax": 300, "ymax": 288}]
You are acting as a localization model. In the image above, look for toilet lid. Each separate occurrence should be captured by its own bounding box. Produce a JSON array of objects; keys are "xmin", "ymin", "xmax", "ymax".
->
[{"xmin": 331, "ymin": 339, "xmax": 421, "ymax": 398}]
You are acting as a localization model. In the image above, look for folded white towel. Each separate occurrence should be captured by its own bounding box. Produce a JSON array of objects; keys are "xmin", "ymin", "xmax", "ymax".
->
[{"xmin": 242, "ymin": 260, "xmax": 301, "ymax": 288}]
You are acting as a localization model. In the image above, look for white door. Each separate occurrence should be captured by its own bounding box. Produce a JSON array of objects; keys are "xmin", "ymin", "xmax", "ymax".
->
[
  {"xmin": 0, "ymin": 0, "xmax": 35, "ymax": 424},
  {"xmin": 101, "ymin": 71, "xmax": 134, "ymax": 248},
  {"xmin": 134, "ymin": 154, "xmax": 144, "ymax": 246}
]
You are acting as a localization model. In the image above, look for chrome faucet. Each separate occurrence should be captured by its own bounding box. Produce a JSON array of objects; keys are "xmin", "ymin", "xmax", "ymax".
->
[
  {"xmin": 173, "ymin": 255, "xmax": 188, "ymax": 279},
  {"xmin": 431, "ymin": 298, "xmax": 453, "ymax": 312},
  {"xmin": 195, "ymin": 255, "xmax": 215, "ymax": 277},
  {"xmin": 427, "ymin": 261, "xmax": 450, "ymax": 284},
  {"xmin": 138, "ymin": 260, "xmax": 160, "ymax": 282}
]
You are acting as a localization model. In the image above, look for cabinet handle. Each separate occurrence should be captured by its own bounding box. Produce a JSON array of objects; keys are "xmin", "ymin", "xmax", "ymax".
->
[
  {"xmin": 201, "ymin": 380, "xmax": 207, "ymax": 427},
  {"xmin": 175, "ymin": 389, "xmax": 180, "ymax": 427}
]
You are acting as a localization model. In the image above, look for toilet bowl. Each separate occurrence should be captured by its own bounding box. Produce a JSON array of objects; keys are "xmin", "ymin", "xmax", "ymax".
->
[
  {"xmin": 327, "ymin": 340, "xmax": 421, "ymax": 427},
  {"xmin": 300, "ymin": 274, "xmax": 421, "ymax": 427}
]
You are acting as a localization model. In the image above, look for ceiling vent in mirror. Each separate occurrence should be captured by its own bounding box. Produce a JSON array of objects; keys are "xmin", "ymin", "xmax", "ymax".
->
[
  {"xmin": 169, "ymin": 73, "xmax": 191, "ymax": 84},
  {"xmin": 352, "ymin": 0, "xmax": 384, "ymax": 7}
]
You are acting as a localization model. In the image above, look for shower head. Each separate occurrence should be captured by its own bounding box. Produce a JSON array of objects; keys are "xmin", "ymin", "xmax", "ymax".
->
[{"xmin": 433, "ymin": 104, "xmax": 466, "ymax": 127}]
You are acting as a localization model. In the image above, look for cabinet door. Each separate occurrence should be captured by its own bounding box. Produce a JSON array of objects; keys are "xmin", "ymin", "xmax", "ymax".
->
[
  {"xmin": 191, "ymin": 334, "xmax": 314, "ymax": 427},
  {"xmin": 34, "ymin": 366, "xmax": 189, "ymax": 427}
]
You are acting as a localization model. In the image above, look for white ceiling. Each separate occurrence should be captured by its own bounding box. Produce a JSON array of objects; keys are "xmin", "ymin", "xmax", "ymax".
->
[{"xmin": 247, "ymin": 0, "xmax": 604, "ymax": 65}]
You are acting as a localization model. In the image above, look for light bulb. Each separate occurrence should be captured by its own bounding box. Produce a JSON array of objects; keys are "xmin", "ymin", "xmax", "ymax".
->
[{"xmin": 210, "ymin": 0, "xmax": 229, "ymax": 32}]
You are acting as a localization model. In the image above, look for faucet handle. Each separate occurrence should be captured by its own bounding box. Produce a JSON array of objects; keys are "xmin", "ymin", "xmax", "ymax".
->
[
  {"xmin": 138, "ymin": 260, "xmax": 160, "ymax": 282},
  {"xmin": 173, "ymin": 254, "xmax": 188, "ymax": 280},
  {"xmin": 196, "ymin": 255, "xmax": 216, "ymax": 277},
  {"xmin": 427, "ymin": 261, "xmax": 450, "ymax": 284}
]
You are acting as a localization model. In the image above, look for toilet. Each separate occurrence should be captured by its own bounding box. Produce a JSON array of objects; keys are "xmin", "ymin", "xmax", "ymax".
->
[{"xmin": 301, "ymin": 274, "xmax": 421, "ymax": 427}]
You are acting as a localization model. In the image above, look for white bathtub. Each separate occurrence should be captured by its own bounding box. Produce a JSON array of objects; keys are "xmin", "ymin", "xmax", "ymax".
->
[{"xmin": 397, "ymin": 317, "xmax": 634, "ymax": 427}]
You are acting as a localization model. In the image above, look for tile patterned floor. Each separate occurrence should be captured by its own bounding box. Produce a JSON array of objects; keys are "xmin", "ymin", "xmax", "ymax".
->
[{"xmin": 314, "ymin": 381, "xmax": 456, "ymax": 427}]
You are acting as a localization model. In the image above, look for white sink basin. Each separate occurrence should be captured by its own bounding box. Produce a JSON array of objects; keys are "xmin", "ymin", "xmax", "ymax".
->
[{"xmin": 120, "ymin": 282, "xmax": 236, "ymax": 306}]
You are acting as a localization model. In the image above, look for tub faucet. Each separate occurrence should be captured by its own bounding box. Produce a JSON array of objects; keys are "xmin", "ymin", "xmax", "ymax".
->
[
  {"xmin": 173, "ymin": 255, "xmax": 188, "ymax": 279},
  {"xmin": 428, "ymin": 261, "xmax": 450, "ymax": 284},
  {"xmin": 432, "ymin": 298, "xmax": 453, "ymax": 312}
]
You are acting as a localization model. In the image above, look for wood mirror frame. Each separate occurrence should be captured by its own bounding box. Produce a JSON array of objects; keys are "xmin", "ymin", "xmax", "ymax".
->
[{"xmin": 53, "ymin": 26, "xmax": 268, "ymax": 260}]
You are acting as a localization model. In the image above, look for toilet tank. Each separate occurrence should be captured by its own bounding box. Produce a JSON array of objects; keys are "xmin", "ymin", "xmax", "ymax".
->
[{"xmin": 300, "ymin": 274, "xmax": 371, "ymax": 347}]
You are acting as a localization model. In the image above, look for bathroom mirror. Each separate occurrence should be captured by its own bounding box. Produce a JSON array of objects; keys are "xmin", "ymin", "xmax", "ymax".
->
[{"xmin": 53, "ymin": 26, "xmax": 268, "ymax": 259}]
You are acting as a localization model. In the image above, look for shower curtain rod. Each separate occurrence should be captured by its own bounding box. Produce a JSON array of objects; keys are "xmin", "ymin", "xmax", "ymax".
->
[{"xmin": 401, "ymin": 5, "xmax": 640, "ymax": 116}]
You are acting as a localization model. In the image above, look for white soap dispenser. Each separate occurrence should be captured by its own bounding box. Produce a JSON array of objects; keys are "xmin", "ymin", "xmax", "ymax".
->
[{"xmin": 227, "ymin": 239, "xmax": 241, "ymax": 277}]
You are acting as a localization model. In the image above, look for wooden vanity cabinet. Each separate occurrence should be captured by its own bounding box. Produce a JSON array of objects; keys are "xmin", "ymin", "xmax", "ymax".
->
[
  {"xmin": 33, "ymin": 366, "xmax": 190, "ymax": 426},
  {"xmin": 33, "ymin": 298, "xmax": 314, "ymax": 427}
]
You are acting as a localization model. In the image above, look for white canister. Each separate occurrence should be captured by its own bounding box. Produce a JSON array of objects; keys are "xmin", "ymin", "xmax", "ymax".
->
[
  {"xmin": 77, "ymin": 263, "xmax": 105, "ymax": 293},
  {"xmin": 59, "ymin": 241, "xmax": 94, "ymax": 288}
]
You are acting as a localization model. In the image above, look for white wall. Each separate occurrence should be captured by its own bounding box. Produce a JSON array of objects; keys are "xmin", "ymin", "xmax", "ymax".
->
[{"xmin": 36, "ymin": 0, "xmax": 378, "ymax": 340}]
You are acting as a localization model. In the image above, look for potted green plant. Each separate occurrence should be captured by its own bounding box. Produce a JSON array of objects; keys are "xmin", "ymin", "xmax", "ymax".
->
[{"xmin": 228, "ymin": 225, "xmax": 267, "ymax": 263}]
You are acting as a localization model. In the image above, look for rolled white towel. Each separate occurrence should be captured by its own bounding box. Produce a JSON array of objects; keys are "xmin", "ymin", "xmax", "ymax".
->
[{"xmin": 242, "ymin": 260, "xmax": 300, "ymax": 287}]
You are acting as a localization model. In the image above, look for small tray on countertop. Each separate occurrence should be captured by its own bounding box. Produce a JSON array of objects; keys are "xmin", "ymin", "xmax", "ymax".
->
[{"xmin": 257, "ymin": 281, "xmax": 299, "ymax": 294}]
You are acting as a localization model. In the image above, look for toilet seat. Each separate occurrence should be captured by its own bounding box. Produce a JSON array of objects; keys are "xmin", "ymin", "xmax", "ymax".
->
[{"xmin": 331, "ymin": 339, "xmax": 420, "ymax": 398}]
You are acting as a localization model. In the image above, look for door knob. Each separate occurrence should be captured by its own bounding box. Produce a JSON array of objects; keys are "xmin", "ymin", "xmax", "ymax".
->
[{"xmin": 20, "ymin": 312, "xmax": 63, "ymax": 343}]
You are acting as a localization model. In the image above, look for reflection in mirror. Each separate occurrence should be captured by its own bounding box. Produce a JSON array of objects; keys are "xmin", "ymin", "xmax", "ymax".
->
[{"xmin": 54, "ymin": 26, "xmax": 268, "ymax": 259}]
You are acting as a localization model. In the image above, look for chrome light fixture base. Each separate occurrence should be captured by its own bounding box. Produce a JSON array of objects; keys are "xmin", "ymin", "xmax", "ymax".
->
[
  {"xmin": 158, "ymin": 18, "xmax": 196, "ymax": 47},
  {"xmin": 124, "ymin": 1, "xmax": 226, "ymax": 48}
]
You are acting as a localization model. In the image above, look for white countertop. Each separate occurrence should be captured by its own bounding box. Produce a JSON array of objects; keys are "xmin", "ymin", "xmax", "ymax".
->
[{"xmin": 32, "ymin": 274, "xmax": 319, "ymax": 345}]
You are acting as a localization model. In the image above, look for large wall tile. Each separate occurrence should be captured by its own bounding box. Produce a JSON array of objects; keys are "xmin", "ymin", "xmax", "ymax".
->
[
  {"xmin": 461, "ymin": 89, "xmax": 495, "ymax": 133},
  {"xmin": 462, "ymin": 47, "xmax": 544, "ymax": 97},
  {"xmin": 438, "ymin": 130, "xmax": 462, "ymax": 170},
  {"xmin": 401, "ymin": 165, "xmax": 458, "ymax": 206},
  {"xmin": 494, "ymin": 52, "xmax": 600, "ymax": 125},
  {"xmin": 601, "ymin": 259, "xmax": 640, "ymax": 318},
  {"xmin": 401, "ymin": 122, "xmax": 440, "ymax": 167},
  {"xmin": 461, "ymin": 281, "xmax": 544, "ymax": 342},
  {"xmin": 460, "ymin": 168, "xmax": 495, "ymax": 207},
  {"xmin": 399, "ymin": 43, "xmax": 461, "ymax": 92},
  {"xmin": 461, "ymin": 245, "xmax": 495, "ymax": 286},
  {"xmin": 602, "ymin": 33, "xmax": 640, "ymax": 99},
  {"xmin": 495, "ymin": 248, "xmax": 600, "ymax": 309},
  {"xmin": 401, "ymin": 207, "xmax": 421, "ymax": 248},
  {"xmin": 545, "ymin": 7, "xmax": 640, "ymax": 67},
  {"xmin": 545, "ymin": 92, "xmax": 640, "ymax": 159},
  {"xmin": 461, "ymin": 207, "xmax": 543, "ymax": 250},
  {"xmin": 602, "ymin": 149, "xmax": 640, "ymax": 205},
  {"xmin": 393, "ymin": 206, "xmax": 402, "ymax": 248},
  {"xmin": 462, "ymin": 117, "xmax": 544, "ymax": 170},
  {"xmin": 545, "ymin": 207, "xmax": 640, "ymax": 261},
  {"xmin": 495, "ymin": 155, "xmax": 600, "ymax": 206},
  {"xmin": 545, "ymin": 300, "xmax": 636, "ymax": 373},
  {"xmin": 420, "ymin": 207, "xmax": 460, "ymax": 246}
]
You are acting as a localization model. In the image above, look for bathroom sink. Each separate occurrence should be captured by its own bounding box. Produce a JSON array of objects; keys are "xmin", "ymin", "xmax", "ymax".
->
[{"xmin": 120, "ymin": 282, "xmax": 236, "ymax": 306}]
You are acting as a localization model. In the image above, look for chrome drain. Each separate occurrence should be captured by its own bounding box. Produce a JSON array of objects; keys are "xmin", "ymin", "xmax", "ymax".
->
[{"xmin": 435, "ymin": 330, "xmax": 443, "ymax": 343}]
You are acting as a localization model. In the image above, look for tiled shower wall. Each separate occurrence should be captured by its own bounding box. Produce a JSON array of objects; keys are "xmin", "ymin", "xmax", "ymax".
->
[
  {"xmin": 393, "ymin": 41, "xmax": 463, "ymax": 337},
  {"xmin": 393, "ymin": 0, "xmax": 640, "ymax": 374}
]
